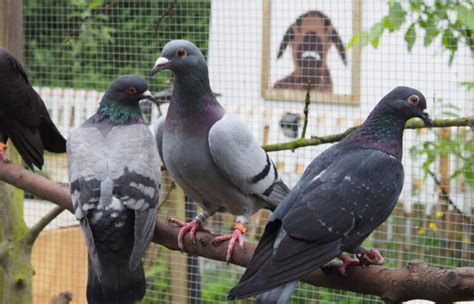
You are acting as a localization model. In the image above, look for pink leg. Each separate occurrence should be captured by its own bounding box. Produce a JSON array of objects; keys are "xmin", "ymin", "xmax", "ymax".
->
[
  {"xmin": 212, "ymin": 222, "xmax": 246, "ymax": 264},
  {"xmin": 337, "ymin": 253, "xmax": 361, "ymax": 276},
  {"xmin": 169, "ymin": 217, "xmax": 210, "ymax": 251},
  {"xmin": 0, "ymin": 143, "xmax": 9, "ymax": 163}
]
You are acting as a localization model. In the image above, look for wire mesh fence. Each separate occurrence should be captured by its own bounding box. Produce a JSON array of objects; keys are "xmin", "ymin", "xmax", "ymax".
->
[{"xmin": 16, "ymin": 0, "xmax": 474, "ymax": 303}]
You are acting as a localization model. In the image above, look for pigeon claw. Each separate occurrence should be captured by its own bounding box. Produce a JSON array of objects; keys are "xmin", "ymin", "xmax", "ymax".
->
[
  {"xmin": 168, "ymin": 218, "xmax": 210, "ymax": 252},
  {"xmin": 337, "ymin": 254, "xmax": 360, "ymax": 276},
  {"xmin": 212, "ymin": 224, "xmax": 246, "ymax": 264},
  {"xmin": 0, "ymin": 143, "xmax": 9, "ymax": 163}
]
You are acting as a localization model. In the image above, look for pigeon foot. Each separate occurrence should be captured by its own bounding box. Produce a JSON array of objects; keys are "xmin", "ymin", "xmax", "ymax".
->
[
  {"xmin": 169, "ymin": 218, "xmax": 210, "ymax": 251},
  {"xmin": 211, "ymin": 223, "xmax": 246, "ymax": 264},
  {"xmin": 336, "ymin": 254, "xmax": 360, "ymax": 276},
  {"xmin": 0, "ymin": 143, "xmax": 9, "ymax": 163},
  {"xmin": 355, "ymin": 248, "xmax": 385, "ymax": 266}
]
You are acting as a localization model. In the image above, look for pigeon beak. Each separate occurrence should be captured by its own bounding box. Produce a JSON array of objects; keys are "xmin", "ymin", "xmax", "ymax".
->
[
  {"xmin": 420, "ymin": 109, "xmax": 434, "ymax": 127},
  {"xmin": 142, "ymin": 90, "xmax": 157, "ymax": 103},
  {"xmin": 151, "ymin": 57, "xmax": 169, "ymax": 76}
]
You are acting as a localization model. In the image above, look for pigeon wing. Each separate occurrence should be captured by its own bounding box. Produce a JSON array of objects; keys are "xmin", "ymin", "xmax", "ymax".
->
[
  {"xmin": 208, "ymin": 113, "xmax": 289, "ymax": 207},
  {"xmin": 229, "ymin": 149, "xmax": 404, "ymax": 299},
  {"xmin": 67, "ymin": 125, "xmax": 107, "ymax": 280},
  {"xmin": 154, "ymin": 114, "xmax": 166, "ymax": 166}
]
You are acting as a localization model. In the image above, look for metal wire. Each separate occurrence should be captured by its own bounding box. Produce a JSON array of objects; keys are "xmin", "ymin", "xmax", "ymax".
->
[{"xmin": 22, "ymin": 0, "xmax": 473, "ymax": 303}]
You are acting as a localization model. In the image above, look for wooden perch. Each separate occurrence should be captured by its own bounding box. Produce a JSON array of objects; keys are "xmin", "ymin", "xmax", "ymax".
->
[{"xmin": 0, "ymin": 161, "xmax": 474, "ymax": 302}]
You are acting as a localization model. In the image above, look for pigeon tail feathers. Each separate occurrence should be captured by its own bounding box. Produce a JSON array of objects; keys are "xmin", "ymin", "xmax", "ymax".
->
[
  {"xmin": 254, "ymin": 281, "xmax": 298, "ymax": 304},
  {"xmin": 39, "ymin": 115, "xmax": 66, "ymax": 153},
  {"xmin": 6, "ymin": 120, "xmax": 44, "ymax": 169},
  {"xmin": 86, "ymin": 257, "xmax": 145, "ymax": 304}
]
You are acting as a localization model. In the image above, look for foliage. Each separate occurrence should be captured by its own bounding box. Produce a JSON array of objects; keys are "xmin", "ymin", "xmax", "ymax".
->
[
  {"xmin": 24, "ymin": 0, "xmax": 211, "ymax": 91},
  {"xmin": 348, "ymin": 0, "xmax": 474, "ymax": 64},
  {"xmin": 143, "ymin": 256, "xmax": 171, "ymax": 304},
  {"xmin": 409, "ymin": 99, "xmax": 474, "ymax": 188}
]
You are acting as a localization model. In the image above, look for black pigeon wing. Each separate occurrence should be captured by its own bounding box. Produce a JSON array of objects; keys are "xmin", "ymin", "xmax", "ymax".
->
[
  {"xmin": 38, "ymin": 113, "xmax": 67, "ymax": 153},
  {"xmin": 0, "ymin": 49, "xmax": 66, "ymax": 169},
  {"xmin": 229, "ymin": 148, "xmax": 404, "ymax": 299},
  {"xmin": 5, "ymin": 118, "xmax": 44, "ymax": 169}
]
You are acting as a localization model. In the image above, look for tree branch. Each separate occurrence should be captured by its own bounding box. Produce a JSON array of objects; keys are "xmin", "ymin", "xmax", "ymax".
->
[
  {"xmin": 299, "ymin": 82, "xmax": 311, "ymax": 139},
  {"xmin": 0, "ymin": 161, "xmax": 474, "ymax": 301},
  {"xmin": 264, "ymin": 115, "xmax": 474, "ymax": 152},
  {"xmin": 0, "ymin": 162, "xmax": 72, "ymax": 212},
  {"xmin": 26, "ymin": 206, "xmax": 65, "ymax": 245}
]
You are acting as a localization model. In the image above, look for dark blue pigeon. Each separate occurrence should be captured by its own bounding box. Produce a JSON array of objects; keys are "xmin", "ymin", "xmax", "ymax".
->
[
  {"xmin": 228, "ymin": 87, "xmax": 433, "ymax": 303},
  {"xmin": 67, "ymin": 75, "xmax": 161, "ymax": 304},
  {"xmin": 150, "ymin": 40, "xmax": 290, "ymax": 263}
]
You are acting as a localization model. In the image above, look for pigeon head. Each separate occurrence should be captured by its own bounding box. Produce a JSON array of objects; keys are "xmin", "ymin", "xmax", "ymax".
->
[
  {"xmin": 349, "ymin": 86, "xmax": 432, "ymax": 159},
  {"xmin": 378, "ymin": 86, "xmax": 433, "ymax": 126},
  {"xmin": 150, "ymin": 40, "xmax": 207, "ymax": 77},
  {"xmin": 102, "ymin": 75, "xmax": 154, "ymax": 105},
  {"xmin": 98, "ymin": 75, "xmax": 154, "ymax": 124}
]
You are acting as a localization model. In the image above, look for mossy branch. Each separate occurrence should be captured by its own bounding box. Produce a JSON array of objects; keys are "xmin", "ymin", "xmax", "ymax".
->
[{"xmin": 263, "ymin": 116, "xmax": 474, "ymax": 152}]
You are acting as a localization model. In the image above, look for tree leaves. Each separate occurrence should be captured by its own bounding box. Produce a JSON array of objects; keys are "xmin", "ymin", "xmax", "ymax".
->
[
  {"xmin": 457, "ymin": 4, "xmax": 474, "ymax": 31},
  {"xmin": 348, "ymin": 0, "xmax": 474, "ymax": 66}
]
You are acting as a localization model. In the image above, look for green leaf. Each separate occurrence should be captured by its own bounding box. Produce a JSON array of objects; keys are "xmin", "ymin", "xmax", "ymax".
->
[
  {"xmin": 369, "ymin": 21, "xmax": 384, "ymax": 48},
  {"xmin": 89, "ymin": 0, "xmax": 103, "ymax": 9},
  {"xmin": 457, "ymin": 4, "xmax": 474, "ymax": 30},
  {"xmin": 465, "ymin": 168, "xmax": 474, "ymax": 187},
  {"xmin": 410, "ymin": 0, "xmax": 423, "ymax": 12},
  {"xmin": 459, "ymin": 81, "xmax": 474, "ymax": 90},
  {"xmin": 405, "ymin": 23, "xmax": 417, "ymax": 51},
  {"xmin": 388, "ymin": 2, "xmax": 407, "ymax": 31},
  {"xmin": 347, "ymin": 31, "xmax": 369, "ymax": 49},
  {"xmin": 424, "ymin": 27, "xmax": 439, "ymax": 46},
  {"xmin": 442, "ymin": 29, "xmax": 458, "ymax": 51}
]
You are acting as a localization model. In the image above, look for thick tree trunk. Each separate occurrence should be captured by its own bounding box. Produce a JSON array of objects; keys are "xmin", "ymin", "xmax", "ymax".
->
[{"xmin": 0, "ymin": 180, "xmax": 33, "ymax": 304}]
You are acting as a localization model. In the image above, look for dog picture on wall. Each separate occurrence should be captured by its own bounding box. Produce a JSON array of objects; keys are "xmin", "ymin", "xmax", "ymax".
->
[{"xmin": 261, "ymin": 0, "xmax": 361, "ymax": 104}]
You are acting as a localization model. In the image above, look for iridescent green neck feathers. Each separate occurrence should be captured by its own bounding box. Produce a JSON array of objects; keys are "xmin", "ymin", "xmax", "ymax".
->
[{"xmin": 96, "ymin": 99, "xmax": 143, "ymax": 125}]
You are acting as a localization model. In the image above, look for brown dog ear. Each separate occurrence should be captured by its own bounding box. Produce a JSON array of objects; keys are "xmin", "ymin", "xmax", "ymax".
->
[
  {"xmin": 329, "ymin": 28, "xmax": 347, "ymax": 66},
  {"xmin": 277, "ymin": 26, "xmax": 294, "ymax": 59}
]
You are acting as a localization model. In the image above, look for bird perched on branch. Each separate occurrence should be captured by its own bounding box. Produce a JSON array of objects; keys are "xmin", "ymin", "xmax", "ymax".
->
[
  {"xmin": 150, "ymin": 40, "xmax": 290, "ymax": 263},
  {"xmin": 0, "ymin": 48, "xmax": 66, "ymax": 169},
  {"xmin": 228, "ymin": 87, "xmax": 433, "ymax": 303},
  {"xmin": 67, "ymin": 75, "xmax": 160, "ymax": 304}
]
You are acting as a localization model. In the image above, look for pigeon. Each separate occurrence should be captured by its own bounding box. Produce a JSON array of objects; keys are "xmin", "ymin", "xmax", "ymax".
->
[
  {"xmin": 228, "ymin": 87, "xmax": 433, "ymax": 303},
  {"xmin": 67, "ymin": 75, "xmax": 161, "ymax": 304},
  {"xmin": 150, "ymin": 40, "xmax": 290, "ymax": 263},
  {"xmin": 0, "ymin": 48, "xmax": 66, "ymax": 169}
]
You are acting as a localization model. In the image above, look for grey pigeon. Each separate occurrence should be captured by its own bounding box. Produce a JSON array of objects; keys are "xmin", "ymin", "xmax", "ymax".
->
[
  {"xmin": 67, "ymin": 75, "xmax": 161, "ymax": 304},
  {"xmin": 0, "ymin": 48, "xmax": 66, "ymax": 169},
  {"xmin": 228, "ymin": 87, "xmax": 433, "ymax": 303},
  {"xmin": 150, "ymin": 40, "xmax": 290, "ymax": 262}
]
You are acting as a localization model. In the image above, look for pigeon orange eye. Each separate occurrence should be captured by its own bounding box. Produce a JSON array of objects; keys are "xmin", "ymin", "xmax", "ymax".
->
[
  {"xmin": 176, "ymin": 48, "xmax": 187, "ymax": 57},
  {"xmin": 127, "ymin": 87, "xmax": 137, "ymax": 94},
  {"xmin": 408, "ymin": 95, "xmax": 419, "ymax": 105}
]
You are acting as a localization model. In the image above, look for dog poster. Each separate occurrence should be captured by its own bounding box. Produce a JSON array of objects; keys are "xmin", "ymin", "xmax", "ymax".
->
[{"xmin": 261, "ymin": 0, "xmax": 361, "ymax": 104}]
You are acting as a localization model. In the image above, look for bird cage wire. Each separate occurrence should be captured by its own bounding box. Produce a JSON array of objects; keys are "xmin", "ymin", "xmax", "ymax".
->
[{"xmin": 19, "ymin": 0, "xmax": 474, "ymax": 303}]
